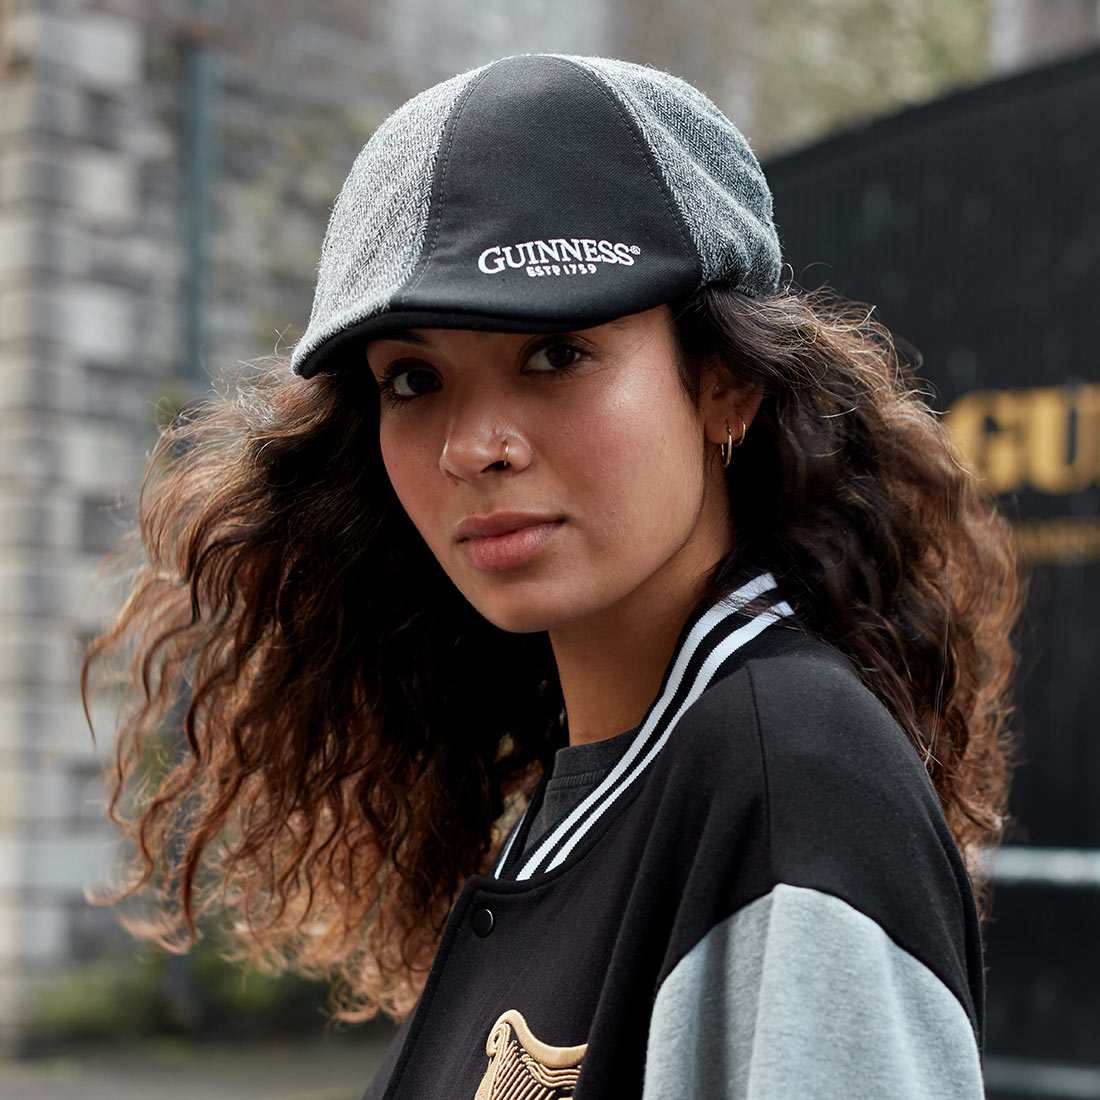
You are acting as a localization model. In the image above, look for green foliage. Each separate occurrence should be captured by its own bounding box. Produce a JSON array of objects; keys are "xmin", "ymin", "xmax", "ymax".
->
[
  {"xmin": 753, "ymin": 0, "xmax": 991, "ymax": 154},
  {"xmin": 26, "ymin": 935, "xmax": 339, "ymax": 1047},
  {"xmin": 28, "ymin": 956, "xmax": 169, "ymax": 1043}
]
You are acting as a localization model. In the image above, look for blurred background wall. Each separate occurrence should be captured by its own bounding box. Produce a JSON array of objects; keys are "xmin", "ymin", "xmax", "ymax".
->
[{"xmin": 0, "ymin": 0, "xmax": 1096, "ymax": 1088}]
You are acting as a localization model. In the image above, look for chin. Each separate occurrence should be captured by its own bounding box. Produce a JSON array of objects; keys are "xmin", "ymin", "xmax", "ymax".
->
[
  {"xmin": 471, "ymin": 601, "xmax": 566, "ymax": 636},
  {"xmin": 459, "ymin": 583, "xmax": 594, "ymax": 636}
]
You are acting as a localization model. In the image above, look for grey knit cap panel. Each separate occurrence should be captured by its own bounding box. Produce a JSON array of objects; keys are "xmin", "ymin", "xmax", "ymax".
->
[
  {"xmin": 569, "ymin": 56, "xmax": 781, "ymax": 297},
  {"xmin": 294, "ymin": 64, "xmax": 489, "ymax": 373},
  {"xmin": 291, "ymin": 55, "xmax": 780, "ymax": 378}
]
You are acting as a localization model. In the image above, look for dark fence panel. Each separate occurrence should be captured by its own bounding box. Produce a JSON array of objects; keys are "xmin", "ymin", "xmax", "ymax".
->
[{"xmin": 766, "ymin": 49, "xmax": 1100, "ymax": 1098}]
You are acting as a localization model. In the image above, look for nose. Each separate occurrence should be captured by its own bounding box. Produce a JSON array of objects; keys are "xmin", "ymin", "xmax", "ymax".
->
[{"xmin": 439, "ymin": 418, "xmax": 529, "ymax": 481}]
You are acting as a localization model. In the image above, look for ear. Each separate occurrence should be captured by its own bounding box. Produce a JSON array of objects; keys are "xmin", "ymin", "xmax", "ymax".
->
[{"xmin": 699, "ymin": 364, "xmax": 764, "ymax": 448}]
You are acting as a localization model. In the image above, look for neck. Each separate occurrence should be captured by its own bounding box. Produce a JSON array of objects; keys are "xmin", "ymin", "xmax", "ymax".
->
[
  {"xmin": 548, "ymin": 567, "xmax": 711, "ymax": 748},
  {"xmin": 548, "ymin": 462, "xmax": 734, "ymax": 747}
]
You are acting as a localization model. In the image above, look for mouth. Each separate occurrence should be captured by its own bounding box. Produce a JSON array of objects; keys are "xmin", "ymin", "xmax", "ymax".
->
[
  {"xmin": 455, "ymin": 512, "xmax": 564, "ymax": 571},
  {"xmin": 455, "ymin": 511, "xmax": 562, "ymax": 540}
]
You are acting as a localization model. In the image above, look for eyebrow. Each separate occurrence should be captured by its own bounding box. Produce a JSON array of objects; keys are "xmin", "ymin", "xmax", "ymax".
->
[{"xmin": 372, "ymin": 330, "xmax": 431, "ymax": 347}]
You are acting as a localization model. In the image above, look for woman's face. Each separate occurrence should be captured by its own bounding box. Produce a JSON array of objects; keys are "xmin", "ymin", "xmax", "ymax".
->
[{"xmin": 367, "ymin": 307, "xmax": 738, "ymax": 636}]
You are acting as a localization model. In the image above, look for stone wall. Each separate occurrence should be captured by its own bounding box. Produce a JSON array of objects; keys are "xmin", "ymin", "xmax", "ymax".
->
[
  {"xmin": 0, "ymin": 0, "xmax": 160, "ymax": 1050},
  {"xmin": 0, "ymin": 0, "xmax": 1096, "ymax": 1052}
]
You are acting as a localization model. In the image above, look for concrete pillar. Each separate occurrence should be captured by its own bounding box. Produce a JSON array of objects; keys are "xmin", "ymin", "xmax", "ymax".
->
[{"xmin": 990, "ymin": 0, "xmax": 1100, "ymax": 70}]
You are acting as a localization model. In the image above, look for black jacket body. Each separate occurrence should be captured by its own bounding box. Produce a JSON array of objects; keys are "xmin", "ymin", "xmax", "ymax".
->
[{"xmin": 364, "ymin": 587, "xmax": 984, "ymax": 1100}]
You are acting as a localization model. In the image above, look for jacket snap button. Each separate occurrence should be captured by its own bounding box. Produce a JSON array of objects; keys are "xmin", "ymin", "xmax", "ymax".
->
[{"xmin": 471, "ymin": 908, "xmax": 494, "ymax": 937}]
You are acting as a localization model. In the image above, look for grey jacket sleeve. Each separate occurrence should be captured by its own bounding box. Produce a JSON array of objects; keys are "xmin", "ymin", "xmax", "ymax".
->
[{"xmin": 642, "ymin": 883, "xmax": 985, "ymax": 1100}]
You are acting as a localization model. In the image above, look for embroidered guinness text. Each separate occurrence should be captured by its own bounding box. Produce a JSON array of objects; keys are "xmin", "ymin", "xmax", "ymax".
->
[{"xmin": 478, "ymin": 238, "xmax": 641, "ymax": 277}]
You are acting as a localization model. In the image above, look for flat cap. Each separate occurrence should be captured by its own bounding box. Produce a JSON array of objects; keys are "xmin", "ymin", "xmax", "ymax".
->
[{"xmin": 292, "ymin": 54, "xmax": 781, "ymax": 378}]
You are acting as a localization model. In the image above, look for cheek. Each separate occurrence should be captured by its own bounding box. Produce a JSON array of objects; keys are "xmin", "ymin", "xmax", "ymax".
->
[
  {"xmin": 558, "ymin": 362, "xmax": 704, "ymax": 530},
  {"xmin": 380, "ymin": 431, "xmax": 438, "ymax": 541}
]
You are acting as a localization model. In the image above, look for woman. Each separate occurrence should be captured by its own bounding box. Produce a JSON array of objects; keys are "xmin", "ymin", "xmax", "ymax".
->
[{"xmin": 85, "ymin": 55, "xmax": 1018, "ymax": 1098}]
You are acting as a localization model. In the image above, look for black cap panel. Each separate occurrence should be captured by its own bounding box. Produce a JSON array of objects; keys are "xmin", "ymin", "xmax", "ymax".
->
[{"xmin": 396, "ymin": 56, "xmax": 702, "ymax": 327}]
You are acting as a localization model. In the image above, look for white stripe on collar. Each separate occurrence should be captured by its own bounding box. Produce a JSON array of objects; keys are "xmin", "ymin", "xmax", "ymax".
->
[
  {"xmin": 492, "ymin": 804, "xmax": 528, "ymax": 877},
  {"xmin": 502, "ymin": 573, "xmax": 792, "ymax": 882}
]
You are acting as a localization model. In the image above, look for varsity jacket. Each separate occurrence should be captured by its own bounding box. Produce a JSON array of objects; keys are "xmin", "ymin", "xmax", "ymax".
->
[{"xmin": 363, "ymin": 574, "xmax": 986, "ymax": 1099}]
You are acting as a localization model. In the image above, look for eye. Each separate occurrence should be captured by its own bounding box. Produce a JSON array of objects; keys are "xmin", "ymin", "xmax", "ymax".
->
[
  {"xmin": 392, "ymin": 367, "xmax": 440, "ymax": 397},
  {"xmin": 527, "ymin": 342, "xmax": 584, "ymax": 373},
  {"xmin": 378, "ymin": 363, "xmax": 441, "ymax": 400}
]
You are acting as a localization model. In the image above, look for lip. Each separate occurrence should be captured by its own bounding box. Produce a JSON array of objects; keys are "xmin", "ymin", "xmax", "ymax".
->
[
  {"xmin": 454, "ymin": 512, "xmax": 563, "ymax": 541},
  {"xmin": 455, "ymin": 512, "xmax": 564, "ymax": 571}
]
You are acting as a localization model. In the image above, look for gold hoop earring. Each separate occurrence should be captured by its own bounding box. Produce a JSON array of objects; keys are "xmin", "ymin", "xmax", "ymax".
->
[
  {"xmin": 718, "ymin": 417, "xmax": 747, "ymax": 469},
  {"xmin": 719, "ymin": 423, "xmax": 733, "ymax": 468}
]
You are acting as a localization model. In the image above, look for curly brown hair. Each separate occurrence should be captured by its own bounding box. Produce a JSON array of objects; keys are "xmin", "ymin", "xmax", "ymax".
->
[{"xmin": 83, "ymin": 283, "xmax": 1020, "ymax": 1021}]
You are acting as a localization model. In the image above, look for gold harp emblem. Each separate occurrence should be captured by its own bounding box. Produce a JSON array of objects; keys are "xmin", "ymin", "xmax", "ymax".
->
[{"xmin": 473, "ymin": 1009, "xmax": 587, "ymax": 1100}]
